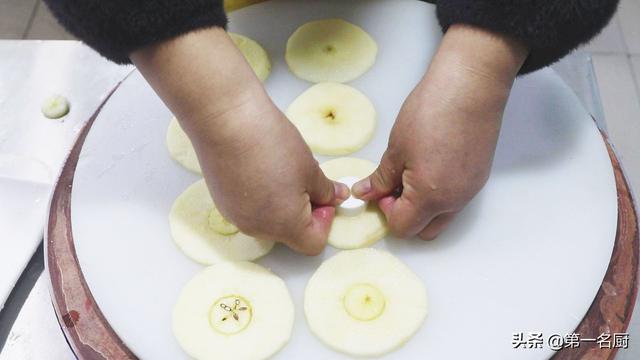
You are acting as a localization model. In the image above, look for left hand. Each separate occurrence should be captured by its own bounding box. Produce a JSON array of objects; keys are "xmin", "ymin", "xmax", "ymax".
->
[
  {"xmin": 131, "ymin": 28, "xmax": 348, "ymax": 255},
  {"xmin": 353, "ymin": 24, "xmax": 528, "ymax": 240}
]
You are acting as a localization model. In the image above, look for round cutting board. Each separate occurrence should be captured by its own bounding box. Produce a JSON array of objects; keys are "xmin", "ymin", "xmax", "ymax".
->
[{"xmin": 47, "ymin": 0, "xmax": 629, "ymax": 359}]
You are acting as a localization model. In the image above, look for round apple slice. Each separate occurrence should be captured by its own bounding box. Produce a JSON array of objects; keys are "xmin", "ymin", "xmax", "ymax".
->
[
  {"xmin": 286, "ymin": 18, "xmax": 377, "ymax": 83},
  {"xmin": 169, "ymin": 179, "xmax": 274, "ymax": 264},
  {"xmin": 229, "ymin": 32, "xmax": 271, "ymax": 82},
  {"xmin": 166, "ymin": 117, "xmax": 201, "ymax": 174},
  {"xmin": 304, "ymin": 248, "xmax": 428, "ymax": 357},
  {"xmin": 320, "ymin": 157, "xmax": 387, "ymax": 249},
  {"xmin": 173, "ymin": 262, "xmax": 294, "ymax": 360},
  {"xmin": 287, "ymin": 83, "xmax": 376, "ymax": 156}
]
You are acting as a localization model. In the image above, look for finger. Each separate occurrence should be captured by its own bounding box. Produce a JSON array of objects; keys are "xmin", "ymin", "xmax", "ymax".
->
[
  {"xmin": 382, "ymin": 194, "xmax": 438, "ymax": 239},
  {"xmin": 284, "ymin": 205, "xmax": 334, "ymax": 256},
  {"xmin": 377, "ymin": 195, "xmax": 396, "ymax": 217},
  {"xmin": 352, "ymin": 150, "xmax": 403, "ymax": 201},
  {"xmin": 308, "ymin": 167, "xmax": 349, "ymax": 206},
  {"xmin": 418, "ymin": 212, "xmax": 457, "ymax": 240}
]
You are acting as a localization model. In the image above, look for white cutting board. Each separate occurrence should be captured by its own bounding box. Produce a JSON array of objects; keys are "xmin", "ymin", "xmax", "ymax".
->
[{"xmin": 69, "ymin": 0, "xmax": 618, "ymax": 359}]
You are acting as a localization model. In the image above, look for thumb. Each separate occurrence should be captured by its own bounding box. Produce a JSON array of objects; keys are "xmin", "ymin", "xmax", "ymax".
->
[
  {"xmin": 308, "ymin": 166, "xmax": 350, "ymax": 206},
  {"xmin": 352, "ymin": 150, "xmax": 403, "ymax": 200}
]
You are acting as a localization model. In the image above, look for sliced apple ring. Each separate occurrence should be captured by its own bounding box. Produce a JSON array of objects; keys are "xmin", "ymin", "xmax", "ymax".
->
[
  {"xmin": 173, "ymin": 262, "xmax": 294, "ymax": 360},
  {"xmin": 286, "ymin": 18, "xmax": 377, "ymax": 83},
  {"xmin": 320, "ymin": 157, "xmax": 387, "ymax": 249},
  {"xmin": 304, "ymin": 248, "xmax": 428, "ymax": 357},
  {"xmin": 287, "ymin": 83, "xmax": 376, "ymax": 156},
  {"xmin": 166, "ymin": 118, "xmax": 201, "ymax": 174},
  {"xmin": 169, "ymin": 179, "xmax": 274, "ymax": 264},
  {"xmin": 229, "ymin": 32, "xmax": 271, "ymax": 82}
]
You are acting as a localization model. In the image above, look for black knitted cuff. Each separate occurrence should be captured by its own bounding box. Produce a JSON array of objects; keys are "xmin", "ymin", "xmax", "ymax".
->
[
  {"xmin": 436, "ymin": 0, "xmax": 619, "ymax": 74},
  {"xmin": 45, "ymin": 0, "xmax": 227, "ymax": 64}
]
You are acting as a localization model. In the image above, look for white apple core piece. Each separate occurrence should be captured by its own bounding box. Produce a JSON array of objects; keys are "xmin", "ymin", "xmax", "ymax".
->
[
  {"xmin": 320, "ymin": 158, "xmax": 387, "ymax": 249},
  {"xmin": 287, "ymin": 82, "xmax": 376, "ymax": 155},
  {"xmin": 336, "ymin": 176, "xmax": 367, "ymax": 216},
  {"xmin": 41, "ymin": 94, "xmax": 70, "ymax": 119},
  {"xmin": 304, "ymin": 248, "xmax": 428, "ymax": 357},
  {"xmin": 173, "ymin": 262, "xmax": 294, "ymax": 360},
  {"xmin": 286, "ymin": 18, "xmax": 377, "ymax": 83},
  {"xmin": 169, "ymin": 179, "xmax": 274, "ymax": 264}
]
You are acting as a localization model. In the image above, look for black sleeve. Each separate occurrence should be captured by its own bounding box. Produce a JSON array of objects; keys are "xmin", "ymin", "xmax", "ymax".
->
[
  {"xmin": 43, "ymin": 0, "xmax": 227, "ymax": 64},
  {"xmin": 434, "ymin": 0, "xmax": 619, "ymax": 74}
]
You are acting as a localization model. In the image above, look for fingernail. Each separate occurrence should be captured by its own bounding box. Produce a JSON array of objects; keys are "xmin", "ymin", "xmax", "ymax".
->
[
  {"xmin": 334, "ymin": 182, "xmax": 350, "ymax": 201},
  {"xmin": 352, "ymin": 179, "xmax": 371, "ymax": 197}
]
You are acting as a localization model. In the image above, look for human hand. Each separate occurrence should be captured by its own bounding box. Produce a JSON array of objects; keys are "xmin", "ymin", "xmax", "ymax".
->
[
  {"xmin": 131, "ymin": 28, "xmax": 348, "ymax": 254},
  {"xmin": 353, "ymin": 24, "xmax": 528, "ymax": 240},
  {"xmin": 189, "ymin": 89, "xmax": 349, "ymax": 255}
]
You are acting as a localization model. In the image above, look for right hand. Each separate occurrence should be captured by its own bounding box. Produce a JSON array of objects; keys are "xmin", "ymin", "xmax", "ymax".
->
[{"xmin": 186, "ymin": 86, "xmax": 349, "ymax": 255}]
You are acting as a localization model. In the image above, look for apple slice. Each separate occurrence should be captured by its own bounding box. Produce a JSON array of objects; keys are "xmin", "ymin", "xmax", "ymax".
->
[
  {"xmin": 321, "ymin": 157, "xmax": 387, "ymax": 249},
  {"xmin": 166, "ymin": 117, "xmax": 201, "ymax": 174},
  {"xmin": 173, "ymin": 262, "xmax": 294, "ymax": 360},
  {"xmin": 287, "ymin": 83, "xmax": 376, "ymax": 156},
  {"xmin": 169, "ymin": 179, "xmax": 274, "ymax": 264},
  {"xmin": 229, "ymin": 32, "xmax": 271, "ymax": 82},
  {"xmin": 304, "ymin": 248, "xmax": 428, "ymax": 356},
  {"xmin": 286, "ymin": 18, "xmax": 377, "ymax": 83}
]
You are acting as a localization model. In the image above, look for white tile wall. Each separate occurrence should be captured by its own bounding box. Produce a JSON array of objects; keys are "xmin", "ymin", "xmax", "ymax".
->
[
  {"xmin": 584, "ymin": 15, "xmax": 628, "ymax": 54},
  {"xmin": 23, "ymin": 1, "xmax": 73, "ymax": 40},
  {"xmin": 618, "ymin": 0, "xmax": 640, "ymax": 54},
  {"xmin": 0, "ymin": 0, "xmax": 38, "ymax": 39}
]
